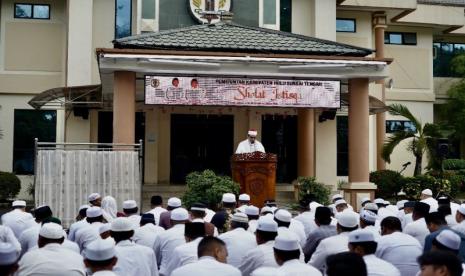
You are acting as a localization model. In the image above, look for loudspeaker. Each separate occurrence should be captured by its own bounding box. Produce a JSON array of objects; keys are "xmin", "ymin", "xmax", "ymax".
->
[
  {"xmin": 318, "ymin": 110, "xmax": 337, "ymax": 123},
  {"xmin": 73, "ymin": 107, "xmax": 89, "ymax": 120},
  {"xmin": 437, "ymin": 138, "xmax": 449, "ymax": 158}
]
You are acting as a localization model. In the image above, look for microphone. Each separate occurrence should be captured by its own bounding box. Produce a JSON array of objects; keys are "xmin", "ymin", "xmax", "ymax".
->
[{"xmin": 402, "ymin": 161, "xmax": 411, "ymax": 168}]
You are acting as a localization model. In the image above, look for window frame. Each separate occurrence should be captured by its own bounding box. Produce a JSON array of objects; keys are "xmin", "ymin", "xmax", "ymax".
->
[
  {"xmin": 14, "ymin": 3, "xmax": 50, "ymax": 20},
  {"xmin": 336, "ymin": 18, "xmax": 356, "ymax": 33},
  {"xmin": 385, "ymin": 120, "xmax": 417, "ymax": 134},
  {"xmin": 114, "ymin": 0, "xmax": 133, "ymax": 39},
  {"xmin": 259, "ymin": 0, "xmax": 280, "ymax": 30},
  {"xmin": 136, "ymin": 0, "xmax": 159, "ymax": 34},
  {"xmin": 384, "ymin": 32, "xmax": 417, "ymax": 46}
]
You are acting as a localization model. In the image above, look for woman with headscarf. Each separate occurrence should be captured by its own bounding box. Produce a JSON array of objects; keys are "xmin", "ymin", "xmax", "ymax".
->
[{"xmin": 101, "ymin": 196, "xmax": 118, "ymax": 223}]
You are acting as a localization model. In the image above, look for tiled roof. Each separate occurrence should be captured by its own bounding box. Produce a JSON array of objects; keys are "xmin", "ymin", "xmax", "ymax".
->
[
  {"xmin": 113, "ymin": 22, "xmax": 372, "ymax": 57},
  {"xmin": 418, "ymin": 0, "xmax": 465, "ymax": 6}
]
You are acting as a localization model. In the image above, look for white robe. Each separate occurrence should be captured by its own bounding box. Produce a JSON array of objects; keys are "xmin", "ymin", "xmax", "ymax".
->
[
  {"xmin": 133, "ymin": 223, "xmax": 165, "ymax": 249},
  {"xmin": 420, "ymin": 197, "xmax": 438, "ymax": 212},
  {"xmin": 114, "ymin": 240, "xmax": 158, "ymax": 276},
  {"xmin": 248, "ymin": 220, "xmax": 258, "ymax": 234},
  {"xmin": 68, "ymin": 219, "xmax": 88, "ymax": 242},
  {"xmin": 171, "ymin": 256, "xmax": 241, "ymax": 276},
  {"xmin": 235, "ymin": 139, "xmax": 265, "ymax": 154},
  {"xmin": 403, "ymin": 218, "xmax": 429, "ymax": 247},
  {"xmin": 363, "ymin": 254, "xmax": 401, "ymax": 276},
  {"xmin": 294, "ymin": 211, "xmax": 318, "ymax": 237},
  {"xmin": 219, "ymin": 227, "xmax": 257, "ymax": 267},
  {"xmin": 164, "ymin": 237, "xmax": 203, "ymax": 275},
  {"xmin": 127, "ymin": 214, "xmax": 141, "ymax": 229},
  {"xmin": 277, "ymin": 259, "xmax": 322, "ymax": 276},
  {"xmin": 309, "ymin": 232, "xmax": 350, "ymax": 272},
  {"xmin": 18, "ymin": 224, "xmax": 40, "ymax": 255},
  {"xmin": 1, "ymin": 209, "xmax": 34, "ymax": 238},
  {"xmin": 153, "ymin": 224, "xmax": 186, "ymax": 274},
  {"xmin": 0, "ymin": 225, "xmax": 21, "ymax": 253},
  {"xmin": 75, "ymin": 222, "xmax": 106, "ymax": 252},
  {"xmin": 239, "ymin": 241, "xmax": 279, "ymax": 276},
  {"xmin": 147, "ymin": 206, "xmax": 168, "ymax": 226}
]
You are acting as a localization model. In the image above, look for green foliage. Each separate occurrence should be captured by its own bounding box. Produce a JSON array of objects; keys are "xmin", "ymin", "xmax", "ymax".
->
[
  {"xmin": 182, "ymin": 170, "xmax": 240, "ymax": 210},
  {"xmin": 441, "ymin": 80, "xmax": 465, "ymax": 139},
  {"xmin": 402, "ymin": 174, "xmax": 456, "ymax": 199},
  {"xmin": 369, "ymin": 170, "xmax": 404, "ymax": 198},
  {"xmin": 443, "ymin": 159, "xmax": 465, "ymax": 170},
  {"xmin": 0, "ymin": 172, "xmax": 21, "ymax": 201},
  {"xmin": 296, "ymin": 177, "xmax": 331, "ymax": 206}
]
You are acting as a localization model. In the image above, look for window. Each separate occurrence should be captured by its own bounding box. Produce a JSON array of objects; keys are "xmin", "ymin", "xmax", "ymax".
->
[
  {"xmin": 434, "ymin": 42, "xmax": 465, "ymax": 77},
  {"xmin": 386, "ymin": 120, "xmax": 417, "ymax": 134},
  {"xmin": 14, "ymin": 3, "xmax": 50, "ymax": 19},
  {"xmin": 260, "ymin": 0, "xmax": 280, "ymax": 30},
  {"xmin": 336, "ymin": 18, "xmax": 356, "ymax": 33},
  {"xmin": 137, "ymin": 0, "xmax": 159, "ymax": 33},
  {"xmin": 384, "ymin": 32, "xmax": 417, "ymax": 45},
  {"xmin": 13, "ymin": 110, "xmax": 56, "ymax": 174},
  {"xmin": 280, "ymin": 0, "xmax": 291, "ymax": 32},
  {"xmin": 337, "ymin": 116, "xmax": 348, "ymax": 176},
  {"xmin": 115, "ymin": 0, "xmax": 132, "ymax": 39}
]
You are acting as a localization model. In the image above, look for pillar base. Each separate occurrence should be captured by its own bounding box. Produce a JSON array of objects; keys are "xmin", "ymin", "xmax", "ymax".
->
[{"xmin": 341, "ymin": 182, "xmax": 377, "ymax": 211}]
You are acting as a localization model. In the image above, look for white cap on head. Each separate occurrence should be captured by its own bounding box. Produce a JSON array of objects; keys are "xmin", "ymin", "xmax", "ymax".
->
[
  {"xmin": 260, "ymin": 206, "xmax": 273, "ymax": 214},
  {"xmin": 231, "ymin": 213, "xmax": 249, "ymax": 223},
  {"xmin": 245, "ymin": 205, "xmax": 259, "ymax": 216},
  {"xmin": 12, "ymin": 200, "xmax": 26, "ymax": 207},
  {"xmin": 422, "ymin": 189, "xmax": 433, "ymax": 196},
  {"xmin": 336, "ymin": 211, "xmax": 359, "ymax": 228},
  {"xmin": 257, "ymin": 216, "xmax": 278, "ymax": 232},
  {"xmin": 384, "ymin": 200, "xmax": 391, "ymax": 205},
  {"xmin": 0, "ymin": 242, "xmax": 18, "ymax": 265},
  {"xmin": 239, "ymin": 194, "xmax": 250, "ymax": 201},
  {"xmin": 309, "ymin": 201, "xmax": 322, "ymax": 211},
  {"xmin": 274, "ymin": 209, "xmax": 292, "ymax": 223},
  {"xmin": 85, "ymin": 238, "xmax": 116, "ymax": 261},
  {"xmin": 79, "ymin": 204, "xmax": 90, "ymax": 211},
  {"xmin": 122, "ymin": 200, "xmax": 137, "ymax": 209},
  {"xmin": 248, "ymin": 130, "xmax": 258, "ymax": 137},
  {"xmin": 171, "ymin": 208, "xmax": 189, "ymax": 221},
  {"xmin": 86, "ymin": 206, "xmax": 103, "ymax": 218},
  {"xmin": 360, "ymin": 210, "xmax": 378, "ymax": 223},
  {"xmin": 274, "ymin": 231, "xmax": 300, "ymax": 251},
  {"xmin": 374, "ymin": 198, "xmax": 385, "ymax": 204},
  {"xmin": 251, "ymin": 267, "xmax": 279, "ymax": 276},
  {"xmin": 222, "ymin": 193, "xmax": 236, "ymax": 203},
  {"xmin": 349, "ymin": 229, "xmax": 375, "ymax": 243},
  {"xmin": 334, "ymin": 199, "xmax": 347, "ymax": 207},
  {"xmin": 458, "ymin": 204, "xmax": 465, "ymax": 216},
  {"xmin": 88, "ymin": 193, "xmax": 101, "ymax": 202},
  {"xmin": 39, "ymin": 223, "xmax": 64, "ymax": 239},
  {"xmin": 360, "ymin": 197, "xmax": 371, "ymax": 205},
  {"xmin": 397, "ymin": 200, "xmax": 408, "ymax": 210},
  {"xmin": 332, "ymin": 194, "xmax": 343, "ymax": 201},
  {"xmin": 99, "ymin": 224, "xmax": 111, "ymax": 234},
  {"xmin": 167, "ymin": 197, "xmax": 182, "ymax": 208},
  {"xmin": 435, "ymin": 229, "xmax": 461, "ymax": 250},
  {"xmin": 111, "ymin": 217, "xmax": 134, "ymax": 232},
  {"xmin": 364, "ymin": 203, "xmax": 379, "ymax": 212}
]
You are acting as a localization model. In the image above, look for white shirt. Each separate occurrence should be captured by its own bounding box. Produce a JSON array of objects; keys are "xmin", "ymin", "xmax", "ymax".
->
[
  {"xmin": 289, "ymin": 219, "xmax": 307, "ymax": 248},
  {"xmin": 453, "ymin": 220, "xmax": 465, "ymax": 235},
  {"xmin": 147, "ymin": 206, "xmax": 168, "ymax": 226},
  {"xmin": 153, "ymin": 223, "xmax": 186, "ymax": 274},
  {"xmin": 133, "ymin": 223, "xmax": 165, "ymax": 249},
  {"xmin": 114, "ymin": 240, "xmax": 158, "ymax": 276},
  {"xmin": 363, "ymin": 254, "xmax": 401, "ymax": 276},
  {"xmin": 235, "ymin": 139, "xmax": 265, "ymax": 154},
  {"xmin": 294, "ymin": 211, "xmax": 318, "ymax": 237},
  {"xmin": 363, "ymin": 225, "xmax": 381, "ymax": 241},
  {"xmin": 93, "ymin": 271, "xmax": 117, "ymax": 276},
  {"xmin": 17, "ymin": 243, "xmax": 86, "ymax": 276},
  {"xmin": 172, "ymin": 256, "xmax": 241, "ymax": 276},
  {"xmin": 127, "ymin": 214, "xmax": 141, "ymax": 229},
  {"xmin": 248, "ymin": 220, "xmax": 258, "ymax": 234},
  {"xmin": 403, "ymin": 218, "xmax": 429, "ymax": 247},
  {"xmin": 75, "ymin": 222, "xmax": 106, "ymax": 252},
  {"xmin": 68, "ymin": 219, "xmax": 89, "ymax": 242},
  {"xmin": 18, "ymin": 223, "xmax": 40, "ymax": 255},
  {"xmin": 164, "ymin": 237, "xmax": 203, "ymax": 276},
  {"xmin": 375, "ymin": 231, "xmax": 422, "ymax": 276},
  {"xmin": 402, "ymin": 213, "xmax": 414, "ymax": 229},
  {"xmin": 0, "ymin": 225, "xmax": 21, "ymax": 253},
  {"xmin": 239, "ymin": 241, "xmax": 278, "ymax": 276},
  {"xmin": 219, "ymin": 227, "xmax": 257, "ymax": 267},
  {"xmin": 277, "ymin": 259, "xmax": 322, "ymax": 276},
  {"xmin": 309, "ymin": 232, "xmax": 350, "ymax": 271},
  {"xmin": 1, "ymin": 209, "xmax": 34, "ymax": 238},
  {"xmin": 205, "ymin": 209, "xmax": 215, "ymax": 223},
  {"xmin": 421, "ymin": 197, "xmax": 438, "ymax": 212}
]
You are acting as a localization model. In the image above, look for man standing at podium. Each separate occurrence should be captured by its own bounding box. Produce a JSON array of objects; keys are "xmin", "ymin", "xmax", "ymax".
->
[{"xmin": 235, "ymin": 130, "xmax": 265, "ymax": 154}]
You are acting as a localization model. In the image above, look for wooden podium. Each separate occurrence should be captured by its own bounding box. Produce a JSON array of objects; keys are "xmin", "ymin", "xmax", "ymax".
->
[{"xmin": 231, "ymin": 152, "xmax": 277, "ymax": 208}]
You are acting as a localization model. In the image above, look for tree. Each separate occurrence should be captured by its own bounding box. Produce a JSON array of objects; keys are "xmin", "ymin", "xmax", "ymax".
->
[{"xmin": 382, "ymin": 104, "xmax": 442, "ymax": 176}]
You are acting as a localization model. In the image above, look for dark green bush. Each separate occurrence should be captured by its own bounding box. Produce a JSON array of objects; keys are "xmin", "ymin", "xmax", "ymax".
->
[
  {"xmin": 369, "ymin": 170, "xmax": 404, "ymax": 199},
  {"xmin": 296, "ymin": 177, "xmax": 331, "ymax": 206},
  {"xmin": 402, "ymin": 174, "xmax": 455, "ymax": 199},
  {"xmin": 182, "ymin": 170, "xmax": 240, "ymax": 210},
  {"xmin": 443, "ymin": 159, "xmax": 465, "ymax": 170},
  {"xmin": 0, "ymin": 172, "xmax": 21, "ymax": 201}
]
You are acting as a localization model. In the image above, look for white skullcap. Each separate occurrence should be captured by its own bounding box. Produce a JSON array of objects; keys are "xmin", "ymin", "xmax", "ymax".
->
[
  {"xmin": 260, "ymin": 206, "xmax": 273, "ymax": 214},
  {"xmin": 250, "ymin": 267, "xmax": 279, "ymax": 276},
  {"xmin": 274, "ymin": 231, "xmax": 300, "ymax": 251},
  {"xmin": 85, "ymin": 238, "xmax": 116, "ymax": 261},
  {"xmin": 360, "ymin": 210, "xmax": 377, "ymax": 223},
  {"xmin": 79, "ymin": 204, "xmax": 90, "ymax": 211},
  {"xmin": 111, "ymin": 217, "xmax": 133, "ymax": 232},
  {"xmin": 435, "ymin": 229, "xmax": 461, "ymax": 250},
  {"xmin": 274, "ymin": 209, "xmax": 292, "ymax": 223},
  {"xmin": 334, "ymin": 199, "xmax": 347, "ymax": 207},
  {"xmin": 257, "ymin": 216, "xmax": 278, "ymax": 232},
  {"xmin": 360, "ymin": 197, "xmax": 371, "ymax": 205},
  {"xmin": 349, "ymin": 229, "xmax": 375, "ymax": 243},
  {"xmin": 40, "ymin": 223, "xmax": 64, "ymax": 239},
  {"xmin": 458, "ymin": 204, "xmax": 465, "ymax": 216},
  {"xmin": 99, "ymin": 224, "xmax": 111, "ymax": 234},
  {"xmin": 336, "ymin": 211, "xmax": 359, "ymax": 228},
  {"xmin": 384, "ymin": 200, "xmax": 391, "ymax": 205},
  {"xmin": 222, "ymin": 193, "xmax": 236, "ymax": 203},
  {"xmin": 239, "ymin": 194, "xmax": 251, "ymax": 201},
  {"xmin": 0, "ymin": 242, "xmax": 18, "ymax": 265},
  {"xmin": 397, "ymin": 200, "xmax": 408, "ymax": 210},
  {"xmin": 88, "ymin": 193, "xmax": 101, "ymax": 202},
  {"xmin": 332, "ymin": 194, "xmax": 343, "ymax": 201},
  {"xmin": 422, "ymin": 189, "xmax": 433, "ymax": 196},
  {"xmin": 171, "ymin": 208, "xmax": 189, "ymax": 221},
  {"xmin": 309, "ymin": 201, "xmax": 322, "ymax": 211},
  {"xmin": 86, "ymin": 206, "xmax": 103, "ymax": 218},
  {"xmin": 231, "ymin": 213, "xmax": 249, "ymax": 223},
  {"xmin": 364, "ymin": 203, "xmax": 379, "ymax": 212},
  {"xmin": 248, "ymin": 130, "xmax": 258, "ymax": 136},
  {"xmin": 122, "ymin": 200, "xmax": 137, "ymax": 209},
  {"xmin": 374, "ymin": 198, "xmax": 385, "ymax": 204},
  {"xmin": 167, "ymin": 197, "xmax": 182, "ymax": 208},
  {"xmin": 245, "ymin": 205, "xmax": 259, "ymax": 216},
  {"xmin": 12, "ymin": 200, "xmax": 26, "ymax": 207}
]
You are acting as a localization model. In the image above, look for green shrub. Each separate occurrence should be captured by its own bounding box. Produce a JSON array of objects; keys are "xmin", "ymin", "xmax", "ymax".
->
[
  {"xmin": 296, "ymin": 177, "xmax": 331, "ymax": 206},
  {"xmin": 369, "ymin": 170, "xmax": 404, "ymax": 199},
  {"xmin": 402, "ymin": 174, "xmax": 454, "ymax": 199},
  {"xmin": 0, "ymin": 172, "xmax": 21, "ymax": 202},
  {"xmin": 182, "ymin": 170, "xmax": 240, "ymax": 210},
  {"xmin": 443, "ymin": 159, "xmax": 465, "ymax": 170}
]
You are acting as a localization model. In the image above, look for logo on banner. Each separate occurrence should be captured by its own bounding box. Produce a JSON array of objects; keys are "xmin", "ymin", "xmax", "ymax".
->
[{"xmin": 189, "ymin": 0, "xmax": 232, "ymax": 24}]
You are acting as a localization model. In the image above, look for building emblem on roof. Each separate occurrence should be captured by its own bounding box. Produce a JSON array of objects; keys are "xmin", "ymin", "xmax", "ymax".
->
[{"xmin": 189, "ymin": 0, "xmax": 232, "ymax": 24}]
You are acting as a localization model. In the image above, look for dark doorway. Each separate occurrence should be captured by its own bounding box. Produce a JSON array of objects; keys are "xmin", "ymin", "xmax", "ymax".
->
[
  {"xmin": 97, "ymin": 112, "xmax": 145, "ymax": 144},
  {"xmin": 262, "ymin": 115, "xmax": 297, "ymax": 183},
  {"xmin": 170, "ymin": 114, "xmax": 234, "ymax": 184}
]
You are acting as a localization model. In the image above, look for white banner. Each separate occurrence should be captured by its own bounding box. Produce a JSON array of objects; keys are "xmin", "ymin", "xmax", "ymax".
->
[{"xmin": 145, "ymin": 76, "xmax": 340, "ymax": 108}]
